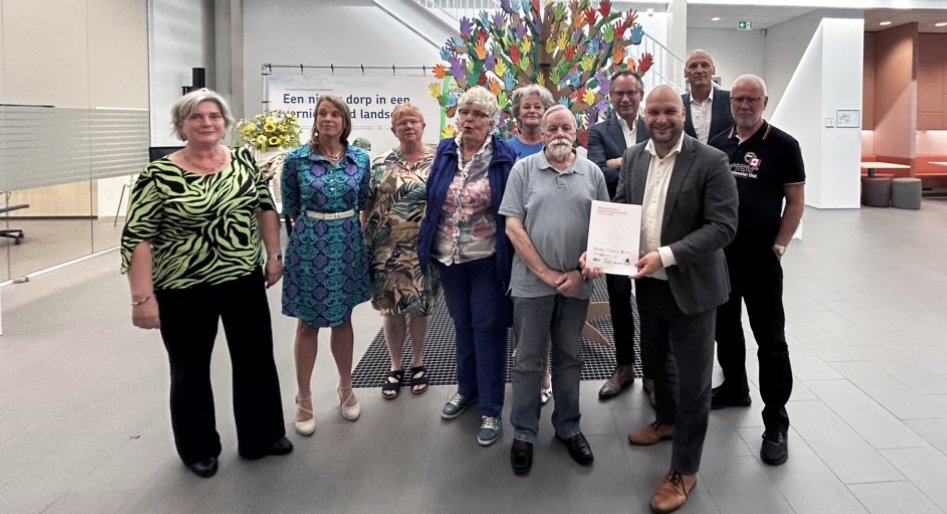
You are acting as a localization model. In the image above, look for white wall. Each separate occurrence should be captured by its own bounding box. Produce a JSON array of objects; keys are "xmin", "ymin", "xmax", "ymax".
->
[
  {"xmin": 686, "ymin": 29, "xmax": 766, "ymax": 91},
  {"xmin": 149, "ymin": 0, "xmax": 215, "ymax": 146},
  {"xmin": 243, "ymin": 0, "xmax": 439, "ymax": 120},
  {"xmin": 773, "ymin": 18, "xmax": 864, "ymax": 209},
  {"xmin": 763, "ymin": 8, "xmax": 862, "ymax": 118}
]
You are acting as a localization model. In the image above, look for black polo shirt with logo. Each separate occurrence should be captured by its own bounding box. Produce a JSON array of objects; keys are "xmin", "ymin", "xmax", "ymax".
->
[{"xmin": 709, "ymin": 121, "xmax": 805, "ymax": 248}]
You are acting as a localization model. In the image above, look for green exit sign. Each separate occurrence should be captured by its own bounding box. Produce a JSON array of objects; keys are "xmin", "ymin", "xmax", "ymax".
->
[{"xmin": 738, "ymin": 20, "xmax": 753, "ymax": 30}]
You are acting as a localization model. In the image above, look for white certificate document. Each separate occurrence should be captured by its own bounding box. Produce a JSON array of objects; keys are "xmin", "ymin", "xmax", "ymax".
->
[{"xmin": 586, "ymin": 200, "xmax": 641, "ymax": 275}]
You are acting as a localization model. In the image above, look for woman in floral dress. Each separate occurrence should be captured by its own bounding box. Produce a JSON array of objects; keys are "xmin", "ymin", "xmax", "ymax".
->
[
  {"xmin": 281, "ymin": 95, "xmax": 370, "ymax": 433},
  {"xmin": 364, "ymin": 104, "xmax": 437, "ymax": 400}
]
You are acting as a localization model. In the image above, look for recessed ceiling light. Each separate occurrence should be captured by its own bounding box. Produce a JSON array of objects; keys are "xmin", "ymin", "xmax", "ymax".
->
[
  {"xmin": 936, "ymin": 22, "xmax": 947, "ymax": 27},
  {"xmin": 879, "ymin": 21, "xmax": 892, "ymax": 26},
  {"xmin": 711, "ymin": 17, "xmax": 721, "ymax": 22}
]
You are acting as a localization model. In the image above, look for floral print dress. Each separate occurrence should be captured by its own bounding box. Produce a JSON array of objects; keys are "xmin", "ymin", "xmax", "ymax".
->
[{"xmin": 364, "ymin": 147, "xmax": 438, "ymax": 316}]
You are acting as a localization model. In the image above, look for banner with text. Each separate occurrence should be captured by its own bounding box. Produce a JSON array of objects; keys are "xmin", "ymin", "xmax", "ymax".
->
[{"xmin": 266, "ymin": 71, "xmax": 442, "ymax": 155}]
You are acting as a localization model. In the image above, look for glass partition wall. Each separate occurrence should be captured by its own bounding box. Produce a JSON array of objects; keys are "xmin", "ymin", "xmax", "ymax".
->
[{"xmin": 0, "ymin": 106, "xmax": 149, "ymax": 283}]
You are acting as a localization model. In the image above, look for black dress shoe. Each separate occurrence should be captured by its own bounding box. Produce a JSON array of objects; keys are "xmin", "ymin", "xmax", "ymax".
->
[
  {"xmin": 186, "ymin": 457, "xmax": 218, "ymax": 478},
  {"xmin": 240, "ymin": 436, "xmax": 294, "ymax": 460},
  {"xmin": 760, "ymin": 430, "xmax": 788, "ymax": 466},
  {"xmin": 710, "ymin": 385, "xmax": 752, "ymax": 410},
  {"xmin": 510, "ymin": 439, "xmax": 533, "ymax": 476},
  {"xmin": 556, "ymin": 432, "xmax": 594, "ymax": 466}
]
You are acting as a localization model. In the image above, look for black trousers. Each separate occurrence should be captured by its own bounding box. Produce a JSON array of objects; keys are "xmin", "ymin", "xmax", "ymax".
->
[
  {"xmin": 715, "ymin": 245, "xmax": 793, "ymax": 433},
  {"xmin": 637, "ymin": 278, "xmax": 715, "ymax": 474},
  {"xmin": 606, "ymin": 274, "xmax": 639, "ymax": 369},
  {"xmin": 155, "ymin": 269, "xmax": 286, "ymax": 464}
]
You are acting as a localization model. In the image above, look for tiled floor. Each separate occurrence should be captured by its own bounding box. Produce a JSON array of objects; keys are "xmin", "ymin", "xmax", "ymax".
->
[{"xmin": 2, "ymin": 200, "xmax": 947, "ymax": 513}]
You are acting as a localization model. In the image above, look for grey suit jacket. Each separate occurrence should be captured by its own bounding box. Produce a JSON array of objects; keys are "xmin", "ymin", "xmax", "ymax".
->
[
  {"xmin": 683, "ymin": 86, "xmax": 734, "ymax": 143},
  {"xmin": 587, "ymin": 113, "xmax": 650, "ymax": 199},
  {"xmin": 614, "ymin": 134, "xmax": 739, "ymax": 315}
]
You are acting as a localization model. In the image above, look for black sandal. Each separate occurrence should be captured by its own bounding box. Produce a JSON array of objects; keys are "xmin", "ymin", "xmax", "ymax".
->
[
  {"xmin": 382, "ymin": 369, "xmax": 405, "ymax": 400},
  {"xmin": 410, "ymin": 366, "xmax": 429, "ymax": 395}
]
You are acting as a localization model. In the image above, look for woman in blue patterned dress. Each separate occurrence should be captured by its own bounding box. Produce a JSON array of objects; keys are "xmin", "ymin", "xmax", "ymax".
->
[{"xmin": 281, "ymin": 95, "xmax": 371, "ymax": 434}]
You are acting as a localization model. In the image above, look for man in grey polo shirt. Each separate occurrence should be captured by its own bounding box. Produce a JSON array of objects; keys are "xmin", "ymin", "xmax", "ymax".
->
[{"xmin": 500, "ymin": 105, "xmax": 610, "ymax": 476}]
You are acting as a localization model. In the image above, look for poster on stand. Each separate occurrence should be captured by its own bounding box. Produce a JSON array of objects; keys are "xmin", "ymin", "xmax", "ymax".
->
[{"xmin": 266, "ymin": 71, "xmax": 442, "ymax": 155}]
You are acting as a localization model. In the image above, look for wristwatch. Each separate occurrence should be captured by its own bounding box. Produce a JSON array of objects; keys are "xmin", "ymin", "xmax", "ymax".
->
[{"xmin": 773, "ymin": 244, "xmax": 786, "ymax": 256}]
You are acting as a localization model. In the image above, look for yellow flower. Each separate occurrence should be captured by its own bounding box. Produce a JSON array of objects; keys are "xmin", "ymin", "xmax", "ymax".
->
[
  {"xmin": 264, "ymin": 122, "xmax": 277, "ymax": 132},
  {"xmin": 256, "ymin": 135, "xmax": 267, "ymax": 146},
  {"xmin": 265, "ymin": 116, "xmax": 276, "ymax": 125},
  {"xmin": 268, "ymin": 136, "xmax": 280, "ymax": 146}
]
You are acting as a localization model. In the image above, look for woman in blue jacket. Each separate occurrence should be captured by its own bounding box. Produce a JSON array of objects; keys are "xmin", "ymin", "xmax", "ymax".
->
[{"xmin": 418, "ymin": 86, "xmax": 514, "ymax": 447}]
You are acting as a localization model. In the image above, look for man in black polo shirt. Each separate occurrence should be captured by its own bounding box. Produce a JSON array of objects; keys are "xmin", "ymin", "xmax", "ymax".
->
[{"xmin": 708, "ymin": 74, "xmax": 805, "ymax": 466}]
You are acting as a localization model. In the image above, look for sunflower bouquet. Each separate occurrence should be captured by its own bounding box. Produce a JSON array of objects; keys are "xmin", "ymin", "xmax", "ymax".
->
[{"xmin": 232, "ymin": 109, "xmax": 302, "ymax": 152}]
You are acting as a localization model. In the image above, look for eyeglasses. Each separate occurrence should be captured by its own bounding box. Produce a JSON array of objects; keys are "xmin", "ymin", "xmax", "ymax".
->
[
  {"xmin": 457, "ymin": 108, "xmax": 491, "ymax": 120},
  {"xmin": 611, "ymin": 90, "xmax": 643, "ymax": 98},
  {"xmin": 730, "ymin": 96, "xmax": 764, "ymax": 106}
]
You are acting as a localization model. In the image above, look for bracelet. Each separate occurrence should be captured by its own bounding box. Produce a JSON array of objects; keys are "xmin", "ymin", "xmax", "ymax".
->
[
  {"xmin": 131, "ymin": 295, "xmax": 152, "ymax": 307},
  {"xmin": 267, "ymin": 254, "xmax": 282, "ymax": 262}
]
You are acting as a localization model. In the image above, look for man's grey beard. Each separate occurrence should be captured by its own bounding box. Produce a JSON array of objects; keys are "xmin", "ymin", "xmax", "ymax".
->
[{"xmin": 547, "ymin": 141, "xmax": 573, "ymax": 161}]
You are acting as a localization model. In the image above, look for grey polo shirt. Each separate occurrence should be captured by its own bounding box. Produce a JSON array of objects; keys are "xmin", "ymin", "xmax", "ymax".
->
[{"xmin": 499, "ymin": 150, "xmax": 609, "ymax": 299}]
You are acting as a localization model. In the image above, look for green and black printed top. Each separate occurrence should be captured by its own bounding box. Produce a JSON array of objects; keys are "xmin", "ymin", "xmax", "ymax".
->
[{"xmin": 120, "ymin": 147, "xmax": 275, "ymax": 290}]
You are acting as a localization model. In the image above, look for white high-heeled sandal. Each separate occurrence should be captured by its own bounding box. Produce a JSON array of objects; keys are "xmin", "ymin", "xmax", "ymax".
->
[
  {"xmin": 294, "ymin": 395, "xmax": 316, "ymax": 436},
  {"xmin": 337, "ymin": 384, "xmax": 361, "ymax": 421}
]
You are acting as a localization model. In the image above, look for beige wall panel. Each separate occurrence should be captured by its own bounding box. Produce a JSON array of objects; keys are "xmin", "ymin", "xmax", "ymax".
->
[
  {"xmin": 873, "ymin": 23, "xmax": 917, "ymax": 159},
  {"xmin": 87, "ymin": 0, "xmax": 149, "ymax": 109},
  {"xmin": 917, "ymin": 112, "xmax": 942, "ymax": 131},
  {"xmin": 863, "ymin": 33, "xmax": 875, "ymax": 129},
  {"xmin": 1, "ymin": 0, "xmax": 90, "ymax": 107},
  {"xmin": 917, "ymin": 34, "xmax": 944, "ymax": 114},
  {"xmin": 8, "ymin": 182, "xmax": 97, "ymax": 217}
]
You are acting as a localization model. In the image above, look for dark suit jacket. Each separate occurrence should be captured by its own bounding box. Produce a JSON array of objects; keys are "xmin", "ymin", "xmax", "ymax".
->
[
  {"xmin": 587, "ymin": 113, "xmax": 650, "ymax": 199},
  {"xmin": 683, "ymin": 86, "xmax": 734, "ymax": 143},
  {"xmin": 614, "ymin": 134, "xmax": 739, "ymax": 315}
]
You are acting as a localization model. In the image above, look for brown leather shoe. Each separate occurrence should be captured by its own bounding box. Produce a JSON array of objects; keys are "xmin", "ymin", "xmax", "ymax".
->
[
  {"xmin": 649, "ymin": 470, "xmax": 697, "ymax": 514},
  {"xmin": 598, "ymin": 365, "xmax": 635, "ymax": 400},
  {"xmin": 628, "ymin": 421, "xmax": 674, "ymax": 445}
]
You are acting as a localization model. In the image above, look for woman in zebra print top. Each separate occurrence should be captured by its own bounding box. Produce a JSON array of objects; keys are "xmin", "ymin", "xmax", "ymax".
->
[{"xmin": 121, "ymin": 89, "xmax": 292, "ymax": 478}]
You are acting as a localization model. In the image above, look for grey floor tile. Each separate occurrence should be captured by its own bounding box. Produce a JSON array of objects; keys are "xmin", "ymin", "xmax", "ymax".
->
[
  {"xmin": 848, "ymin": 481, "xmax": 943, "ymax": 514},
  {"xmin": 859, "ymin": 345, "xmax": 947, "ymax": 396},
  {"xmin": 806, "ymin": 379, "xmax": 929, "ymax": 449},
  {"xmin": 789, "ymin": 401, "xmax": 903, "ymax": 484},
  {"xmin": 736, "ymin": 427, "xmax": 867, "ymax": 514},
  {"xmin": 699, "ymin": 455, "xmax": 794, "ymax": 514},
  {"xmin": 830, "ymin": 361, "xmax": 947, "ymax": 420},
  {"xmin": 43, "ymin": 490, "xmax": 133, "ymax": 514},
  {"xmin": 881, "ymin": 447, "xmax": 947, "ymax": 512},
  {"xmin": 5, "ymin": 205, "xmax": 947, "ymax": 513}
]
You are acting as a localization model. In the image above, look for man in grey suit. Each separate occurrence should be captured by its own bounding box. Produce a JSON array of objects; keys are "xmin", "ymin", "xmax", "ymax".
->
[
  {"xmin": 682, "ymin": 50, "xmax": 734, "ymax": 143},
  {"xmin": 618, "ymin": 85, "xmax": 738, "ymax": 514},
  {"xmin": 587, "ymin": 70, "xmax": 651, "ymax": 403}
]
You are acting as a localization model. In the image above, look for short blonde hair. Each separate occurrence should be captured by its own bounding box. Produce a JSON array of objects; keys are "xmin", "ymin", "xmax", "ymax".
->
[
  {"xmin": 391, "ymin": 103, "xmax": 425, "ymax": 127},
  {"xmin": 170, "ymin": 88, "xmax": 234, "ymax": 141}
]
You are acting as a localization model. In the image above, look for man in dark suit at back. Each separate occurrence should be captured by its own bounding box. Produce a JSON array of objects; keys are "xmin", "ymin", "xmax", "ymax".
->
[
  {"xmin": 617, "ymin": 85, "xmax": 738, "ymax": 514},
  {"xmin": 682, "ymin": 50, "xmax": 733, "ymax": 144},
  {"xmin": 587, "ymin": 71, "xmax": 651, "ymax": 403}
]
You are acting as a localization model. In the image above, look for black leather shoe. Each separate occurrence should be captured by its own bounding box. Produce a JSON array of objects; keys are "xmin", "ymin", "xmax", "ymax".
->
[
  {"xmin": 510, "ymin": 439, "xmax": 533, "ymax": 475},
  {"xmin": 710, "ymin": 385, "xmax": 751, "ymax": 410},
  {"xmin": 186, "ymin": 457, "xmax": 218, "ymax": 478},
  {"xmin": 556, "ymin": 432, "xmax": 594, "ymax": 466},
  {"xmin": 240, "ymin": 436, "xmax": 294, "ymax": 460},
  {"xmin": 761, "ymin": 431, "xmax": 788, "ymax": 465}
]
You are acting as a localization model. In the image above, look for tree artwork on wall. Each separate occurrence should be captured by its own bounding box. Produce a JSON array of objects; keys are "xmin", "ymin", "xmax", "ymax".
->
[{"xmin": 428, "ymin": 0, "xmax": 653, "ymax": 147}]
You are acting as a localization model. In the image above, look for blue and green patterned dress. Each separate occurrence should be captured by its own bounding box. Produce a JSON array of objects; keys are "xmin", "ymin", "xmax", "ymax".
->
[{"xmin": 280, "ymin": 144, "xmax": 371, "ymax": 327}]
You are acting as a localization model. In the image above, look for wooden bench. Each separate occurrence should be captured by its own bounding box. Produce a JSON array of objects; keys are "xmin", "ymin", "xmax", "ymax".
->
[{"xmin": 0, "ymin": 203, "xmax": 30, "ymax": 244}]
